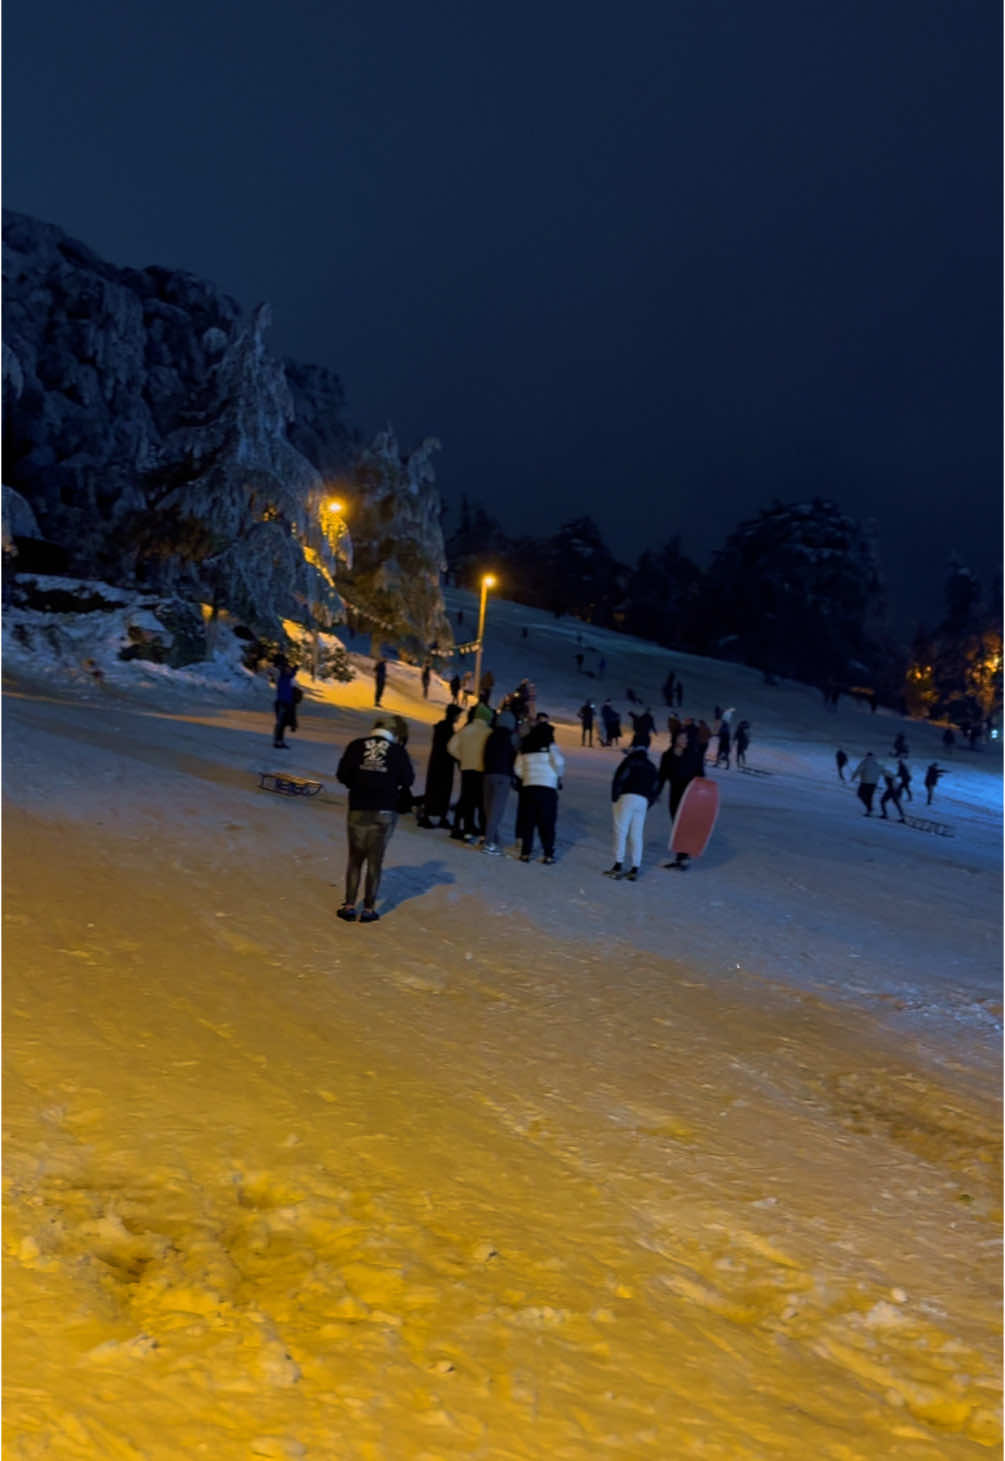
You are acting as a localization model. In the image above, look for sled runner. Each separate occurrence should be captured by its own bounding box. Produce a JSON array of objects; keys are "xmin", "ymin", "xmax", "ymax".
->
[
  {"xmin": 902, "ymin": 814, "xmax": 954, "ymax": 837},
  {"xmin": 738, "ymin": 766, "xmax": 773, "ymax": 776},
  {"xmin": 258, "ymin": 771, "xmax": 323, "ymax": 797},
  {"xmin": 670, "ymin": 778, "xmax": 719, "ymax": 859}
]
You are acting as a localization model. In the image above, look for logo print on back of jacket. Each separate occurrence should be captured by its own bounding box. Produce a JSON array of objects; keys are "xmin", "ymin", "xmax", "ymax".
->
[{"xmin": 362, "ymin": 738, "xmax": 389, "ymax": 773}]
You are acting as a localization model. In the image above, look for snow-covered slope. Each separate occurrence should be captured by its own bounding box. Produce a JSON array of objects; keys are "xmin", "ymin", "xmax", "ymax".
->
[{"xmin": 3, "ymin": 583, "xmax": 1002, "ymax": 1458}]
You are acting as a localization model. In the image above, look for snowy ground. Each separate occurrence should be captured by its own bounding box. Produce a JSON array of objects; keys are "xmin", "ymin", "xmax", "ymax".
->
[{"xmin": 3, "ymin": 584, "xmax": 1002, "ymax": 1458}]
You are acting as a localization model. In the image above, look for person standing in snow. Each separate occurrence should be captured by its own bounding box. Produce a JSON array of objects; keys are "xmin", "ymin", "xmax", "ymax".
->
[
  {"xmin": 657, "ymin": 727, "xmax": 703, "ymax": 869},
  {"xmin": 714, "ymin": 717, "xmax": 731, "ymax": 768},
  {"xmin": 336, "ymin": 715, "xmax": 415, "ymax": 922},
  {"xmin": 373, "ymin": 657, "xmax": 388, "ymax": 707},
  {"xmin": 420, "ymin": 662, "xmax": 432, "ymax": 698},
  {"xmin": 481, "ymin": 707, "xmax": 518, "ymax": 854},
  {"xmin": 629, "ymin": 706, "xmax": 655, "ymax": 747},
  {"xmin": 896, "ymin": 758, "xmax": 913, "ymax": 802},
  {"xmin": 878, "ymin": 764, "xmax": 906, "ymax": 822},
  {"xmin": 942, "ymin": 727, "xmax": 956, "ymax": 754},
  {"xmin": 418, "ymin": 703, "xmax": 463, "ymax": 827},
  {"xmin": 605, "ymin": 743, "xmax": 660, "ymax": 881},
  {"xmin": 600, "ymin": 700, "xmax": 618, "ymax": 747},
  {"xmin": 696, "ymin": 718, "xmax": 712, "ymax": 768},
  {"xmin": 271, "ymin": 655, "xmax": 299, "ymax": 749},
  {"xmin": 447, "ymin": 702, "xmax": 493, "ymax": 840},
  {"xmin": 835, "ymin": 748, "xmax": 848, "ymax": 781},
  {"xmin": 578, "ymin": 700, "xmax": 596, "ymax": 746},
  {"xmin": 734, "ymin": 720, "xmax": 750, "ymax": 768},
  {"xmin": 924, "ymin": 762, "xmax": 945, "ymax": 805},
  {"xmin": 850, "ymin": 752, "xmax": 883, "ymax": 816},
  {"xmin": 513, "ymin": 719, "xmax": 565, "ymax": 864}
]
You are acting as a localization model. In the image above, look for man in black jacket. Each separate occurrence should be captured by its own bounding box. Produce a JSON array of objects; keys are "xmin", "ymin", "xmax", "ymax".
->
[
  {"xmin": 336, "ymin": 716, "xmax": 414, "ymax": 922},
  {"xmin": 656, "ymin": 728, "xmax": 704, "ymax": 869},
  {"xmin": 481, "ymin": 708, "xmax": 518, "ymax": 854},
  {"xmin": 604, "ymin": 745, "xmax": 660, "ymax": 881}
]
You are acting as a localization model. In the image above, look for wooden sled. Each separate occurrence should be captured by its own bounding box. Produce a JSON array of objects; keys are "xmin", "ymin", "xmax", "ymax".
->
[
  {"xmin": 258, "ymin": 771, "xmax": 323, "ymax": 797},
  {"xmin": 902, "ymin": 814, "xmax": 954, "ymax": 837}
]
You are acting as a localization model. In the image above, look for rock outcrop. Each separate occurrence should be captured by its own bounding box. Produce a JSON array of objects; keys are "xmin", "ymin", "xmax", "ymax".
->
[{"xmin": 2, "ymin": 210, "xmax": 449, "ymax": 652}]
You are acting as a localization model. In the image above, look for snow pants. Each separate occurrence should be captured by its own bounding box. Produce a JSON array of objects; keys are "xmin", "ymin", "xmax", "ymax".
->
[
  {"xmin": 612, "ymin": 793, "xmax": 648, "ymax": 868},
  {"xmin": 519, "ymin": 785, "xmax": 558, "ymax": 859},
  {"xmin": 345, "ymin": 809, "xmax": 396, "ymax": 909},
  {"xmin": 482, "ymin": 773, "xmax": 511, "ymax": 846},
  {"xmin": 856, "ymin": 783, "xmax": 877, "ymax": 813}
]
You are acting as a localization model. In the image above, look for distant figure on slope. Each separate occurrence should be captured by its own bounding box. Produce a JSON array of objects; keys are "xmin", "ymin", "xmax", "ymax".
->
[
  {"xmin": 605, "ymin": 743, "xmax": 660, "ymax": 881},
  {"xmin": 942, "ymin": 727, "xmax": 956, "ymax": 753},
  {"xmin": 373, "ymin": 657, "xmax": 388, "ymax": 707},
  {"xmin": 734, "ymin": 720, "xmax": 750, "ymax": 768},
  {"xmin": 662, "ymin": 672, "xmax": 676, "ymax": 706},
  {"xmin": 578, "ymin": 700, "xmax": 596, "ymax": 746},
  {"xmin": 878, "ymin": 765, "xmax": 906, "ymax": 822},
  {"xmin": 850, "ymin": 752, "xmax": 883, "ymax": 816},
  {"xmin": 420, "ymin": 662, "xmax": 431, "ymax": 699},
  {"xmin": 714, "ymin": 717, "xmax": 731, "ymax": 769},
  {"xmin": 513, "ymin": 719, "xmax": 565, "ymax": 864},
  {"xmin": 418, "ymin": 703, "xmax": 463, "ymax": 828},
  {"xmin": 657, "ymin": 727, "xmax": 703, "ymax": 869},
  {"xmin": 626, "ymin": 687, "xmax": 642, "ymax": 705},
  {"xmin": 629, "ymin": 707, "xmax": 655, "ymax": 747},
  {"xmin": 481, "ymin": 707, "xmax": 519, "ymax": 854},
  {"xmin": 696, "ymin": 719, "xmax": 712, "ymax": 768},
  {"xmin": 896, "ymin": 758, "xmax": 913, "ymax": 802},
  {"xmin": 599, "ymin": 699, "xmax": 617, "ymax": 747},
  {"xmin": 893, "ymin": 732, "xmax": 909, "ymax": 758},
  {"xmin": 924, "ymin": 762, "xmax": 945, "ymax": 805},
  {"xmin": 448, "ymin": 702, "xmax": 493, "ymax": 841},
  {"xmin": 336, "ymin": 715, "xmax": 415, "ymax": 923},
  {"xmin": 271, "ymin": 655, "xmax": 299, "ymax": 749},
  {"xmin": 835, "ymin": 748, "xmax": 848, "ymax": 781}
]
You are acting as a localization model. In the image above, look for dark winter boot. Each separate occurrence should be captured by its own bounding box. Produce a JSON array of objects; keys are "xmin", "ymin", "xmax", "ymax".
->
[
  {"xmin": 626, "ymin": 867, "xmax": 639, "ymax": 881},
  {"xmin": 604, "ymin": 862, "xmax": 624, "ymax": 878}
]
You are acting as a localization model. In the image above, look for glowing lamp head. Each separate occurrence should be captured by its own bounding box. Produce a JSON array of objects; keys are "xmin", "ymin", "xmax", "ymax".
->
[
  {"xmin": 483, "ymin": 574, "xmax": 496, "ymax": 589},
  {"xmin": 326, "ymin": 499, "xmax": 343, "ymax": 515}
]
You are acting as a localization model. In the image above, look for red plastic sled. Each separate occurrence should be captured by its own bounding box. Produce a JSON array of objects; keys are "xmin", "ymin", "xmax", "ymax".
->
[{"xmin": 670, "ymin": 778, "xmax": 719, "ymax": 858}]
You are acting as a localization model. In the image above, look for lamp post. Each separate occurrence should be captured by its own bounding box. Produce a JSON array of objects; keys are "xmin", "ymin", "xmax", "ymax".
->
[
  {"xmin": 472, "ymin": 573, "xmax": 496, "ymax": 705},
  {"xmin": 312, "ymin": 498, "xmax": 345, "ymax": 681}
]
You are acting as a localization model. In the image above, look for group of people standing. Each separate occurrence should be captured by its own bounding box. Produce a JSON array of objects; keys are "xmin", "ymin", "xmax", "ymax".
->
[
  {"xmin": 417, "ymin": 689, "xmax": 564, "ymax": 863},
  {"xmin": 839, "ymin": 733, "xmax": 946, "ymax": 817}
]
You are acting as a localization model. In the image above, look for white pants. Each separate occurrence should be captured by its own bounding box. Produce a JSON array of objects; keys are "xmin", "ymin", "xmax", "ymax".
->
[{"xmin": 612, "ymin": 793, "xmax": 648, "ymax": 868}]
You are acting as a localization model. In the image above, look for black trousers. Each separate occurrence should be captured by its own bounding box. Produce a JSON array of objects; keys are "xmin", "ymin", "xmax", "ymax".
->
[
  {"xmin": 857, "ymin": 783, "xmax": 876, "ymax": 813},
  {"xmin": 274, "ymin": 700, "xmax": 296, "ymax": 744},
  {"xmin": 455, "ymin": 770, "xmax": 485, "ymax": 837},
  {"xmin": 880, "ymin": 785, "xmax": 904, "ymax": 818},
  {"xmin": 519, "ymin": 785, "xmax": 558, "ymax": 858},
  {"xmin": 345, "ymin": 809, "xmax": 396, "ymax": 908}
]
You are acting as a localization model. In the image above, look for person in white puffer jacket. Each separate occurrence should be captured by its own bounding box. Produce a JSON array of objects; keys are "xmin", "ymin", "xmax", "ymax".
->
[{"xmin": 513, "ymin": 718, "xmax": 566, "ymax": 864}]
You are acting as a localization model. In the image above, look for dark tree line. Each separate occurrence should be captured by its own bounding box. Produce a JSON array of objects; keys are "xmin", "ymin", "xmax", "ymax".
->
[{"xmin": 446, "ymin": 496, "xmax": 1002, "ymax": 724}]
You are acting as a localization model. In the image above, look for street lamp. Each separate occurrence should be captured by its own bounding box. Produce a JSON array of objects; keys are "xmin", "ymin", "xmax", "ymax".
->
[
  {"xmin": 312, "ymin": 497, "xmax": 349, "ymax": 681},
  {"xmin": 472, "ymin": 573, "xmax": 496, "ymax": 705}
]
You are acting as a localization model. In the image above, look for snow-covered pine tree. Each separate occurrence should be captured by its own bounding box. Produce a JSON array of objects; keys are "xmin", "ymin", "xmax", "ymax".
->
[
  {"xmin": 703, "ymin": 499, "xmax": 886, "ymax": 683},
  {"xmin": 130, "ymin": 304, "xmax": 350, "ymax": 642},
  {"xmin": 339, "ymin": 428, "xmax": 453, "ymax": 659}
]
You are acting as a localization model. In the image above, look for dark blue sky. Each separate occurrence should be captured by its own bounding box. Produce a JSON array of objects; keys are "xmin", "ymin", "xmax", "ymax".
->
[{"xmin": 4, "ymin": 0, "xmax": 1000, "ymax": 628}]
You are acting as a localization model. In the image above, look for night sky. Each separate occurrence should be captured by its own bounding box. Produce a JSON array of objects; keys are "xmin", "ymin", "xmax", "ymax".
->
[{"xmin": 4, "ymin": 0, "xmax": 1000, "ymax": 629}]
